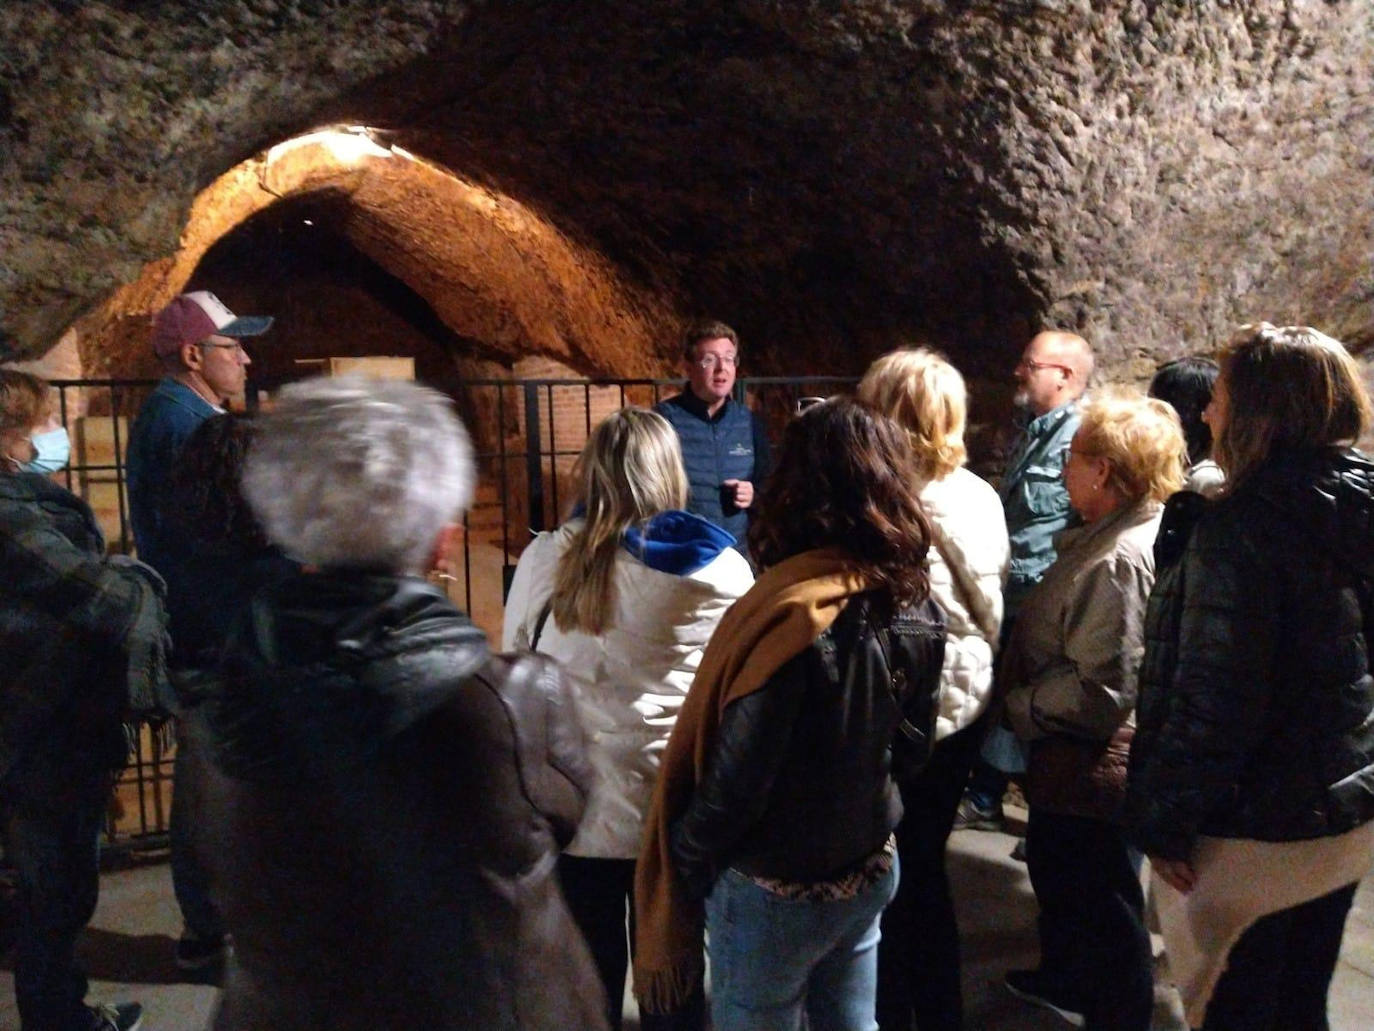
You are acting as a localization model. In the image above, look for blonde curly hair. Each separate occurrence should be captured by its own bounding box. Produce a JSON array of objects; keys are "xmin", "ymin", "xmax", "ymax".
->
[
  {"xmin": 857, "ymin": 347, "xmax": 968, "ymax": 481},
  {"xmin": 1074, "ymin": 390, "xmax": 1186, "ymax": 504}
]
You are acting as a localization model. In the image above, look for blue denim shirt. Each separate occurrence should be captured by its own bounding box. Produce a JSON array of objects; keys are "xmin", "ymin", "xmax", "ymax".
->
[
  {"xmin": 998, "ymin": 401, "xmax": 1081, "ymax": 621},
  {"xmin": 127, "ymin": 377, "xmax": 219, "ymax": 576}
]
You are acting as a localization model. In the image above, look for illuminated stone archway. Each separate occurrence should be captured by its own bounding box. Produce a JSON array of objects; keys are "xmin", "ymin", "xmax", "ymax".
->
[{"xmin": 60, "ymin": 127, "xmax": 679, "ymax": 382}]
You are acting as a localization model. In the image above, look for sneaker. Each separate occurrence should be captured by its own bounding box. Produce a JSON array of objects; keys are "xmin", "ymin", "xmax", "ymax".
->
[
  {"xmin": 175, "ymin": 932, "xmax": 228, "ymax": 971},
  {"xmin": 1004, "ymin": 969, "xmax": 1085, "ymax": 1027},
  {"xmin": 89, "ymin": 1001, "xmax": 143, "ymax": 1031},
  {"xmin": 952, "ymin": 794, "xmax": 1006, "ymax": 832}
]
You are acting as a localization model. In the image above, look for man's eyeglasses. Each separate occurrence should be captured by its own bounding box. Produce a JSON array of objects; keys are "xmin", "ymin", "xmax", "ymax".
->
[
  {"xmin": 200, "ymin": 341, "xmax": 247, "ymax": 355},
  {"xmin": 1017, "ymin": 357, "xmax": 1070, "ymax": 375},
  {"xmin": 694, "ymin": 354, "xmax": 737, "ymax": 370}
]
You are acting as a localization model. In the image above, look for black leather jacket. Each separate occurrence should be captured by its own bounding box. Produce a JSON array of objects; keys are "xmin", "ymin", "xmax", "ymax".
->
[
  {"xmin": 1126, "ymin": 448, "xmax": 1374, "ymax": 861},
  {"xmin": 180, "ymin": 571, "xmax": 607, "ymax": 1031},
  {"xmin": 670, "ymin": 590, "xmax": 945, "ymax": 897}
]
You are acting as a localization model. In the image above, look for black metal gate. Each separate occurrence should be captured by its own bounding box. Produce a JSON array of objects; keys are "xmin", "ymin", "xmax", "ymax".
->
[{"xmin": 46, "ymin": 373, "xmax": 856, "ymax": 852}]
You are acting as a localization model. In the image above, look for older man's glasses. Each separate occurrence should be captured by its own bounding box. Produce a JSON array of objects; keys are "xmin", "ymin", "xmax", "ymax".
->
[
  {"xmin": 1017, "ymin": 357, "xmax": 1070, "ymax": 375},
  {"xmin": 200, "ymin": 341, "xmax": 248, "ymax": 355},
  {"xmin": 695, "ymin": 354, "xmax": 737, "ymax": 370}
]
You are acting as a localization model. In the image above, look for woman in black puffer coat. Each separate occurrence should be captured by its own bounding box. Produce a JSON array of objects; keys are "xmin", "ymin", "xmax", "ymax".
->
[{"xmin": 1126, "ymin": 323, "xmax": 1374, "ymax": 1031}]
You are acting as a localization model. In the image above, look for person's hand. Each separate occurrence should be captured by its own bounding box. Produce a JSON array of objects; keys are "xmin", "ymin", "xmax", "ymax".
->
[
  {"xmin": 725, "ymin": 479, "xmax": 755, "ymax": 509},
  {"xmin": 1150, "ymin": 855, "xmax": 1197, "ymax": 894}
]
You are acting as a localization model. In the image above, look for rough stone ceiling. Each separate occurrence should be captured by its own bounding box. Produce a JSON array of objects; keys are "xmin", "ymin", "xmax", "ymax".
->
[{"xmin": 2, "ymin": 0, "xmax": 1372, "ymax": 377}]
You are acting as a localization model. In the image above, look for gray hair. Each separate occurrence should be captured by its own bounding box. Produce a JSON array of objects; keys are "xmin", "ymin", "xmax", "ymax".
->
[{"xmin": 244, "ymin": 375, "xmax": 475, "ymax": 574}]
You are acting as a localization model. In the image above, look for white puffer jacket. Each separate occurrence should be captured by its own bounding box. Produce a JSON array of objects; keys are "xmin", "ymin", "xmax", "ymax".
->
[
  {"xmin": 502, "ymin": 513, "xmax": 753, "ymax": 858},
  {"xmin": 921, "ymin": 467, "xmax": 1011, "ymax": 739}
]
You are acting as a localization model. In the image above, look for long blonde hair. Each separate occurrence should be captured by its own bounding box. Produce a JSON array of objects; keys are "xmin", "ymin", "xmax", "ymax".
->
[
  {"xmin": 552, "ymin": 408, "xmax": 689, "ymax": 634},
  {"xmin": 857, "ymin": 347, "xmax": 968, "ymax": 481}
]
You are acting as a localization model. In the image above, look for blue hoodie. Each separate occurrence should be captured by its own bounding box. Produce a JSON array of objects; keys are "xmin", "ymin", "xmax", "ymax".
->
[{"xmin": 621, "ymin": 509, "xmax": 737, "ymax": 577}]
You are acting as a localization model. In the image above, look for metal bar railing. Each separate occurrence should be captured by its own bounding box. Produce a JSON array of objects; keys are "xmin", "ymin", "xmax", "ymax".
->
[{"xmin": 35, "ymin": 373, "xmax": 856, "ymax": 854}]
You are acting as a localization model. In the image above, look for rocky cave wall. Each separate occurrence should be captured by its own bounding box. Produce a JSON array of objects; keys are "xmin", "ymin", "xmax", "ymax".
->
[{"xmin": 2, "ymin": 0, "xmax": 1372, "ymax": 389}]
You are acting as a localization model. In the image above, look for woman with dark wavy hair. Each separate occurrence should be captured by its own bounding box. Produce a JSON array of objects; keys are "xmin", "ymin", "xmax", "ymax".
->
[{"xmin": 634, "ymin": 397, "xmax": 946, "ymax": 1031}]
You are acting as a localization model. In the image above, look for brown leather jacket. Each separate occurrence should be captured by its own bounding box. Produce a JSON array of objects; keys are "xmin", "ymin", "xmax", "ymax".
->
[{"xmin": 179, "ymin": 571, "xmax": 608, "ymax": 1030}]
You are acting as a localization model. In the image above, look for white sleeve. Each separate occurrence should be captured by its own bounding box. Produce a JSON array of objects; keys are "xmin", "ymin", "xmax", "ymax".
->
[{"xmin": 501, "ymin": 533, "xmax": 557, "ymax": 651}]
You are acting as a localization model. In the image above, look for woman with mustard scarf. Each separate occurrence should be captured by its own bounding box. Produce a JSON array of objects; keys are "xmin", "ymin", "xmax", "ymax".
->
[{"xmin": 634, "ymin": 397, "xmax": 946, "ymax": 1031}]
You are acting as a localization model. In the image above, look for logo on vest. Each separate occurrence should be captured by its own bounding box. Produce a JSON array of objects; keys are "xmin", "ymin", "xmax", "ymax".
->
[{"xmin": 728, "ymin": 443, "xmax": 753, "ymax": 457}]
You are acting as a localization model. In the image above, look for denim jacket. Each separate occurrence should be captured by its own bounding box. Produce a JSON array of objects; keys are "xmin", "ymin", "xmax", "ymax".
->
[
  {"xmin": 127, "ymin": 377, "xmax": 219, "ymax": 575},
  {"xmin": 999, "ymin": 402, "xmax": 1081, "ymax": 620}
]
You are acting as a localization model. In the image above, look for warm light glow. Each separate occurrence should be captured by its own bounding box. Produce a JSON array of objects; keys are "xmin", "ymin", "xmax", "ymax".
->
[{"xmin": 265, "ymin": 127, "xmax": 394, "ymax": 169}]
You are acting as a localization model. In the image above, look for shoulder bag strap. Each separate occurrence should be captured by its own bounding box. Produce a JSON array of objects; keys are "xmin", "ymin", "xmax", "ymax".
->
[
  {"xmin": 927, "ymin": 517, "xmax": 1000, "ymax": 644},
  {"xmin": 865, "ymin": 604, "xmax": 928, "ymax": 753},
  {"xmin": 529, "ymin": 600, "xmax": 554, "ymax": 652}
]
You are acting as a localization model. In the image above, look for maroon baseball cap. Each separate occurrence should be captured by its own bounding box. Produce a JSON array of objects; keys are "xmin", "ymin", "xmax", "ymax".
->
[{"xmin": 152, "ymin": 291, "xmax": 273, "ymax": 358}]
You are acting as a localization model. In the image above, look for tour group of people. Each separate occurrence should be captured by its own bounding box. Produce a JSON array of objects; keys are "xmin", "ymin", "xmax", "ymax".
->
[{"xmin": 2, "ymin": 290, "xmax": 1373, "ymax": 1031}]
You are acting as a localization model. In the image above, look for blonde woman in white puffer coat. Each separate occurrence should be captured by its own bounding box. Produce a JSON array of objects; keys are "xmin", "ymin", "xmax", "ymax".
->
[
  {"xmin": 859, "ymin": 348, "xmax": 1010, "ymax": 1031},
  {"xmin": 503, "ymin": 407, "xmax": 752, "ymax": 1031}
]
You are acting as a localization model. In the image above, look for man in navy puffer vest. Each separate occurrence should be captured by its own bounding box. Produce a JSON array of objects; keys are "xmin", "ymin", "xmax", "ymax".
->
[{"xmin": 654, "ymin": 320, "xmax": 771, "ymax": 555}]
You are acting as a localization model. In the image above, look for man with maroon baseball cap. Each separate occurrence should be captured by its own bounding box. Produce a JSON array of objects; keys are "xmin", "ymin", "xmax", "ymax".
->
[
  {"xmin": 132, "ymin": 292, "xmax": 273, "ymax": 561},
  {"xmin": 151, "ymin": 290, "xmax": 274, "ymax": 362},
  {"xmin": 126, "ymin": 290, "xmax": 272, "ymax": 975},
  {"xmin": 131, "ymin": 290, "xmax": 273, "ymax": 571}
]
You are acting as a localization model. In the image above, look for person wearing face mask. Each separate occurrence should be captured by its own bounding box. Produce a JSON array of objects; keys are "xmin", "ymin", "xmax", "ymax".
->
[
  {"xmin": 1, "ymin": 369, "xmax": 170, "ymax": 1031},
  {"xmin": 11, "ymin": 411, "xmax": 72, "ymax": 476},
  {"xmin": 124, "ymin": 290, "xmax": 271, "ymax": 972}
]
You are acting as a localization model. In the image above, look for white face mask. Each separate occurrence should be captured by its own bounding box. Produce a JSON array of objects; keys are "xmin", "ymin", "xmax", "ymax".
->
[{"xmin": 21, "ymin": 426, "xmax": 71, "ymax": 474}]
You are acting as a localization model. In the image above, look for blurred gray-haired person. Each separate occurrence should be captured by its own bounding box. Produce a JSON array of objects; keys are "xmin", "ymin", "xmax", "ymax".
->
[{"xmin": 176, "ymin": 376, "xmax": 608, "ymax": 1031}]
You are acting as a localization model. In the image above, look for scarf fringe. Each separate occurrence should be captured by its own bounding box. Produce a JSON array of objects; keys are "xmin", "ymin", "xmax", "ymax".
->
[
  {"xmin": 635, "ymin": 958, "xmax": 705, "ymax": 1016},
  {"xmin": 632, "ymin": 549, "xmax": 871, "ymax": 1020}
]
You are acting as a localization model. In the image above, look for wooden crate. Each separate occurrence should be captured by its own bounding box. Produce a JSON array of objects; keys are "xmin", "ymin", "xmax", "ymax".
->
[
  {"xmin": 326, "ymin": 356, "xmax": 415, "ymax": 380},
  {"xmin": 74, "ymin": 416, "xmax": 130, "ymax": 552}
]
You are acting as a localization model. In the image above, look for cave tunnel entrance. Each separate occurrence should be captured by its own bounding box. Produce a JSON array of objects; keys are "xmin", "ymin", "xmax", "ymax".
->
[
  {"xmin": 33, "ymin": 126, "xmax": 1043, "ymax": 645},
  {"xmin": 190, "ymin": 193, "xmax": 498, "ymax": 398},
  {"xmin": 58, "ymin": 128, "xmax": 676, "ymax": 388},
  {"xmin": 32, "ymin": 128, "xmax": 691, "ymax": 645}
]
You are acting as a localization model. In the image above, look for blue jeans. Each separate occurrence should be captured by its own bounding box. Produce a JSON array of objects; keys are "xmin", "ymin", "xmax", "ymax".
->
[
  {"xmin": 705, "ymin": 855, "xmax": 898, "ymax": 1031},
  {"xmin": 171, "ymin": 728, "xmax": 224, "ymax": 942}
]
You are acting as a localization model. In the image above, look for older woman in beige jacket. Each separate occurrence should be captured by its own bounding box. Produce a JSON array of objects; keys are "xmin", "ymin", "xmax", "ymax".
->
[
  {"xmin": 999, "ymin": 392, "xmax": 1185, "ymax": 1031},
  {"xmin": 859, "ymin": 349, "xmax": 1010, "ymax": 1031}
]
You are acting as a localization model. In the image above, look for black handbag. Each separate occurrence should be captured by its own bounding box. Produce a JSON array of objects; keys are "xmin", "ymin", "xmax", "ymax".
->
[{"xmin": 868, "ymin": 597, "xmax": 945, "ymax": 781}]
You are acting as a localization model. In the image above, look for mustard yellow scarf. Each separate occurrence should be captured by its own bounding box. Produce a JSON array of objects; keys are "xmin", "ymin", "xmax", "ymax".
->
[{"xmin": 632, "ymin": 547, "xmax": 872, "ymax": 1013}]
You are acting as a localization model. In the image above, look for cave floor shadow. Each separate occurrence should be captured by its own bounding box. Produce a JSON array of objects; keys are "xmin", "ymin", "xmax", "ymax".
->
[{"xmin": 2, "ymin": 806, "xmax": 1372, "ymax": 1030}]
